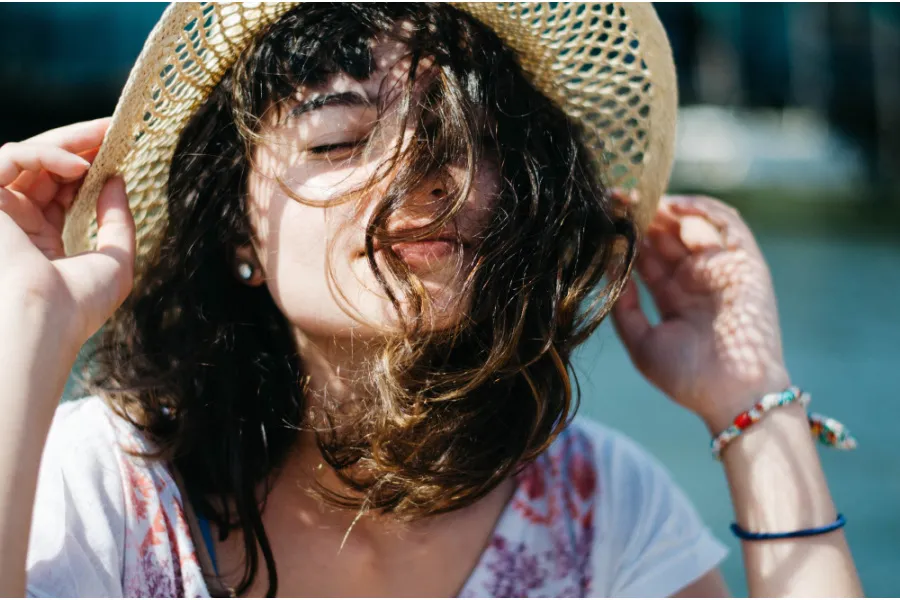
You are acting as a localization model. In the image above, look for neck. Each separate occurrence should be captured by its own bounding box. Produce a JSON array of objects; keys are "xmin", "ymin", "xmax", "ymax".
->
[
  {"xmin": 268, "ymin": 329, "xmax": 516, "ymax": 538},
  {"xmin": 295, "ymin": 331, "xmax": 382, "ymax": 419}
]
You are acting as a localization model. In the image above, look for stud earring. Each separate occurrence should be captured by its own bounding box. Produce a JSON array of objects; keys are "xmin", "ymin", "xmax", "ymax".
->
[{"xmin": 237, "ymin": 261, "xmax": 254, "ymax": 281}]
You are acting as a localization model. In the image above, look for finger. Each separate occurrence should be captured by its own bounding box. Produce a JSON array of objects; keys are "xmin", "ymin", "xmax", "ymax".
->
[
  {"xmin": 0, "ymin": 187, "xmax": 46, "ymax": 234},
  {"xmin": 95, "ymin": 176, "xmax": 135, "ymax": 265},
  {"xmin": 663, "ymin": 195, "xmax": 759, "ymax": 244},
  {"xmin": 43, "ymin": 201, "xmax": 66, "ymax": 237},
  {"xmin": 646, "ymin": 200, "xmax": 682, "ymax": 231},
  {"xmin": 25, "ymin": 117, "xmax": 111, "ymax": 154},
  {"xmin": 647, "ymin": 225, "xmax": 690, "ymax": 264},
  {"xmin": 649, "ymin": 201, "xmax": 728, "ymax": 258},
  {"xmin": 57, "ymin": 177, "xmax": 135, "ymax": 327},
  {"xmin": 77, "ymin": 145, "xmax": 102, "ymax": 164},
  {"xmin": 0, "ymin": 142, "xmax": 91, "ymax": 188},
  {"xmin": 6, "ymin": 168, "xmax": 40, "ymax": 195},
  {"xmin": 678, "ymin": 215, "xmax": 727, "ymax": 253},
  {"xmin": 6, "ymin": 121, "xmax": 106, "ymax": 198},
  {"xmin": 611, "ymin": 277, "xmax": 651, "ymax": 358},
  {"xmin": 666, "ymin": 201, "xmax": 759, "ymax": 255},
  {"xmin": 55, "ymin": 180, "xmax": 80, "ymax": 212},
  {"xmin": 29, "ymin": 232, "xmax": 65, "ymax": 260},
  {"xmin": 636, "ymin": 238, "xmax": 690, "ymax": 319},
  {"xmin": 663, "ymin": 194, "xmax": 740, "ymax": 227},
  {"xmin": 6, "ymin": 146, "xmax": 101, "ymax": 204}
]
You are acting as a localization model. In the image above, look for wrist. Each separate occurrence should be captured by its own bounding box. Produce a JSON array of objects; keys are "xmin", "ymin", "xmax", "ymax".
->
[
  {"xmin": 0, "ymin": 305, "xmax": 81, "ymax": 382},
  {"xmin": 719, "ymin": 401, "xmax": 836, "ymax": 525},
  {"xmin": 696, "ymin": 371, "xmax": 793, "ymax": 434}
]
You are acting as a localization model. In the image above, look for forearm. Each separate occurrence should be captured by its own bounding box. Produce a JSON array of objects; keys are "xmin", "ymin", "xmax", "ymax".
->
[
  {"xmin": 716, "ymin": 401, "xmax": 862, "ymax": 597},
  {"xmin": 0, "ymin": 307, "xmax": 77, "ymax": 595}
]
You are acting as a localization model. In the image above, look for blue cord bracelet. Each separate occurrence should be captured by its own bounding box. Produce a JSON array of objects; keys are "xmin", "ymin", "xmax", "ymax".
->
[{"xmin": 730, "ymin": 514, "xmax": 846, "ymax": 541}]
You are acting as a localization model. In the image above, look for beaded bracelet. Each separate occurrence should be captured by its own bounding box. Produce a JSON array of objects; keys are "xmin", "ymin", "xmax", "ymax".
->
[{"xmin": 711, "ymin": 387, "xmax": 857, "ymax": 459}]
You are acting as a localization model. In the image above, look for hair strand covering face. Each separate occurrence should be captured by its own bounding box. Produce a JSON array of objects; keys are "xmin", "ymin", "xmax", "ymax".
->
[{"xmin": 74, "ymin": 3, "xmax": 671, "ymax": 596}]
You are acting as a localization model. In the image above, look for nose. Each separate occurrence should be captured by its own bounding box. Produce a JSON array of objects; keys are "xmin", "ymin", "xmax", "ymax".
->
[
  {"xmin": 383, "ymin": 179, "xmax": 454, "ymax": 237},
  {"xmin": 396, "ymin": 171, "xmax": 450, "ymax": 213},
  {"xmin": 357, "ymin": 156, "xmax": 457, "ymax": 239},
  {"xmin": 426, "ymin": 183, "xmax": 447, "ymax": 203}
]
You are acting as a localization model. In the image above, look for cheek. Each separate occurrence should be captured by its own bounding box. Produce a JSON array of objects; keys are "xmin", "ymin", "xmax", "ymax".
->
[
  {"xmin": 452, "ymin": 162, "xmax": 501, "ymax": 235},
  {"xmin": 249, "ymin": 186, "xmax": 358, "ymax": 285},
  {"xmin": 475, "ymin": 165, "xmax": 501, "ymax": 212},
  {"xmin": 283, "ymin": 162, "xmax": 372, "ymax": 204},
  {"xmin": 241, "ymin": 152, "xmax": 504, "ymax": 336},
  {"xmin": 246, "ymin": 180, "xmax": 377, "ymax": 328},
  {"xmin": 247, "ymin": 150, "xmax": 363, "ymax": 270}
]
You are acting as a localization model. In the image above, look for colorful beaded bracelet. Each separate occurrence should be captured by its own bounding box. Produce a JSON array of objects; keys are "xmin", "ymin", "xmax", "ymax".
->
[{"xmin": 710, "ymin": 386, "xmax": 857, "ymax": 460}]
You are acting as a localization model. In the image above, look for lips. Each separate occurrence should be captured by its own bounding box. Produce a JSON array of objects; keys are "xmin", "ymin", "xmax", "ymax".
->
[
  {"xmin": 358, "ymin": 233, "xmax": 467, "ymax": 270},
  {"xmin": 389, "ymin": 239, "xmax": 460, "ymax": 267}
]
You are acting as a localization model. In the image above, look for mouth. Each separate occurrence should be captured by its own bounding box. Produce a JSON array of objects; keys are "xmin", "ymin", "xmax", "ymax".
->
[
  {"xmin": 357, "ymin": 235, "xmax": 468, "ymax": 269},
  {"xmin": 389, "ymin": 239, "xmax": 461, "ymax": 267}
]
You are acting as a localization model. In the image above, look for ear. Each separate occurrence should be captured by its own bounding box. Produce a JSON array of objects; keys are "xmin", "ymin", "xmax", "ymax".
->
[{"xmin": 234, "ymin": 244, "xmax": 266, "ymax": 287}]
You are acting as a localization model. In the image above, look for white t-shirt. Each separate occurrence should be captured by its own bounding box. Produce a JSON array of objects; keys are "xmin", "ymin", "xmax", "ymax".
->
[{"xmin": 25, "ymin": 397, "xmax": 727, "ymax": 597}]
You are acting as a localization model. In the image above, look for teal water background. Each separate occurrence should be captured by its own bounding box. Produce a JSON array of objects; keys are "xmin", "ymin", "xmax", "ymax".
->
[
  {"xmin": 572, "ymin": 228, "xmax": 900, "ymax": 596},
  {"xmin": 63, "ymin": 223, "xmax": 900, "ymax": 595}
]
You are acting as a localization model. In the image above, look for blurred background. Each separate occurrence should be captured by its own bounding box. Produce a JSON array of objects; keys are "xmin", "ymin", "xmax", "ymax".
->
[{"xmin": 2, "ymin": 3, "xmax": 898, "ymax": 596}]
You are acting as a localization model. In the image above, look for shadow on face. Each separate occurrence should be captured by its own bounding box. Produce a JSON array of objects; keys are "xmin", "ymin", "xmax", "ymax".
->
[{"xmin": 244, "ymin": 36, "xmax": 500, "ymax": 343}]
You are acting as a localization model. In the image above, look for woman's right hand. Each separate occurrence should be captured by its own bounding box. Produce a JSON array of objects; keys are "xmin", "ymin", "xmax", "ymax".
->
[{"xmin": 0, "ymin": 118, "xmax": 135, "ymax": 358}]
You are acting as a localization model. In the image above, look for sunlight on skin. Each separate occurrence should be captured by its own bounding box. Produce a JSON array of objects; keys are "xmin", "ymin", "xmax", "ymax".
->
[
  {"xmin": 616, "ymin": 194, "xmax": 806, "ymax": 585},
  {"xmin": 233, "ymin": 35, "xmax": 504, "ymax": 438},
  {"xmin": 245, "ymin": 37, "xmax": 499, "ymax": 343},
  {"xmin": 623, "ymin": 195, "xmax": 789, "ymax": 423},
  {"xmin": 212, "ymin": 39, "xmax": 510, "ymax": 571}
]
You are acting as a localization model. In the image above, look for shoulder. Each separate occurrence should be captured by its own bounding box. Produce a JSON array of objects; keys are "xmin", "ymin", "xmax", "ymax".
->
[
  {"xmin": 558, "ymin": 416, "xmax": 728, "ymax": 598},
  {"xmin": 469, "ymin": 416, "xmax": 726, "ymax": 597},
  {"xmin": 37, "ymin": 396, "xmax": 132, "ymax": 490},
  {"xmin": 46, "ymin": 396, "xmax": 117, "ymax": 446},
  {"xmin": 566, "ymin": 415, "xmax": 674, "ymax": 497},
  {"xmin": 27, "ymin": 397, "xmax": 133, "ymax": 596},
  {"xmin": 523, "ymin": 415, "xmax": 671, "ymax": 505},
  {"xmin": 45, "ymin": 395, "xmax": 156, "ymax": 454},
  {"xmin": 32, "ymin": 394, "xmax": 162, "ymax": 530},
  {"xmin": 27, "ymin": 396, "xmax": 205, "ymax": 597},
  {"xmin": 510, "ymin": 415, "xmax": 662, "ymax": 517}
]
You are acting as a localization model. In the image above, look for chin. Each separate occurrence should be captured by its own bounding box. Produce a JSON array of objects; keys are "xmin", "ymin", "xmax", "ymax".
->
[{"xmin": 285, "ymin": 287, "xmax": 471, "ymax": 342}]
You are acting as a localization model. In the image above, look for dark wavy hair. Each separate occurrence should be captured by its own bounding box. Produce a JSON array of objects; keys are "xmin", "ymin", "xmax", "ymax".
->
[{"xmin": 87, "ymin": 3, "xmax": 637, "ymax": 596}]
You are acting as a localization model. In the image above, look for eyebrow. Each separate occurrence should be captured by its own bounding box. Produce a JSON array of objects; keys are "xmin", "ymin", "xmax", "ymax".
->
[{"xmin": 289, "ymin": 91, "xmax": 372, "ymax": 117}]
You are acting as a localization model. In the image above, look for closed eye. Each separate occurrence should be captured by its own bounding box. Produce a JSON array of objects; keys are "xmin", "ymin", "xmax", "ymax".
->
[
  {"xmin": 309, "ymin": 142, "xmax": 357, "ymax": 154},
  {"xmin": 307, "ymin": 138, "xmax": 369, "ymax": 160}
]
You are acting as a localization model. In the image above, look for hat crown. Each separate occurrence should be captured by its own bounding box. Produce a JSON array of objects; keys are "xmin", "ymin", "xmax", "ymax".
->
[{"xmin": 63, "ymin": 2, "xmax": 676, "ymax": 270}]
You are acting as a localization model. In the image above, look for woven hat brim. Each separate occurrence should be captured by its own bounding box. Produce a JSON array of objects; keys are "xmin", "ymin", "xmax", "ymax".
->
[{"xmin": 62, "ymin": 2, "xmax": 676, "ymax": 270}]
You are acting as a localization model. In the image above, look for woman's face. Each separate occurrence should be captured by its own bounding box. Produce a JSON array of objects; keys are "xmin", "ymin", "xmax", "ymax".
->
[{"xmin": 246, "ymin": 38, "xmax": 499, "ymax": 341}]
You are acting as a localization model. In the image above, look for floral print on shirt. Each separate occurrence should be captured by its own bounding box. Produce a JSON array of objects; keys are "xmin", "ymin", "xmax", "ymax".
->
[
  {"xmin": 112, "ymin": 418, "xmax": 597, "ymax": 598},
  {"xmin": 459, "ymin": 424, "xmax": 597, "ymax": 597}
]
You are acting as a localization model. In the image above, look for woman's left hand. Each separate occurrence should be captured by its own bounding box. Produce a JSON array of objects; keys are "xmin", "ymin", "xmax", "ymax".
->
[{"xmin": 612, "ymin": 194, "xmax": 791, "ymax": 433}]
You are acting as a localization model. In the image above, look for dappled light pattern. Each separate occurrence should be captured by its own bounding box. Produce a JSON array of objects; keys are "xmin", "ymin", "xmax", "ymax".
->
[
  {"xmin": 64, "ymin": 3, "xmax": 296, "ymax": 265},
  {"xmin": 62, "ymin": 2, "xmax": 676, "ymax": 272},
  {"xmin": 614, "ymin": 195, "xmax": 789, "ymax": 416}
]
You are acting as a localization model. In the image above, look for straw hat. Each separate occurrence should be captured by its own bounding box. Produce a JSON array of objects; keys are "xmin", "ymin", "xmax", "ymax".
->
[{"xmin": 62, "ymin": 2, "xmax": 677, "ymax": 273}]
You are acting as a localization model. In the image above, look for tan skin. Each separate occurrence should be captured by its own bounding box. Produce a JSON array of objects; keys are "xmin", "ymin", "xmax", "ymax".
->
[
  {"xmin": 0, "ymin": 46, "xmax": 861, "ymax": 597},
  {"xmin": 187, "ymin": 437, "xmax": 518, "ymax": 597}
]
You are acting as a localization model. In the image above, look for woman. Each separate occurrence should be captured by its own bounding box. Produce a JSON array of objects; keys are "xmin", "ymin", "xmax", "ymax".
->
[{"xmin": 0, "ymin": 3, "xmax": 860, "ymax": 597}]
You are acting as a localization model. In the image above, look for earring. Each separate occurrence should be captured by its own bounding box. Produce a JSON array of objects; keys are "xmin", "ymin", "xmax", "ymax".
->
[{"xmin": 237, "ymin": 261, "xmax": 255, "ymax": 281}]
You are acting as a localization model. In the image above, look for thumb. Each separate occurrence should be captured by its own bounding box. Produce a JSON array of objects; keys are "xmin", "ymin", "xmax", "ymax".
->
[{"xmin": 57, "ymin": 176, "xmax": 135, "ymax": 336}]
